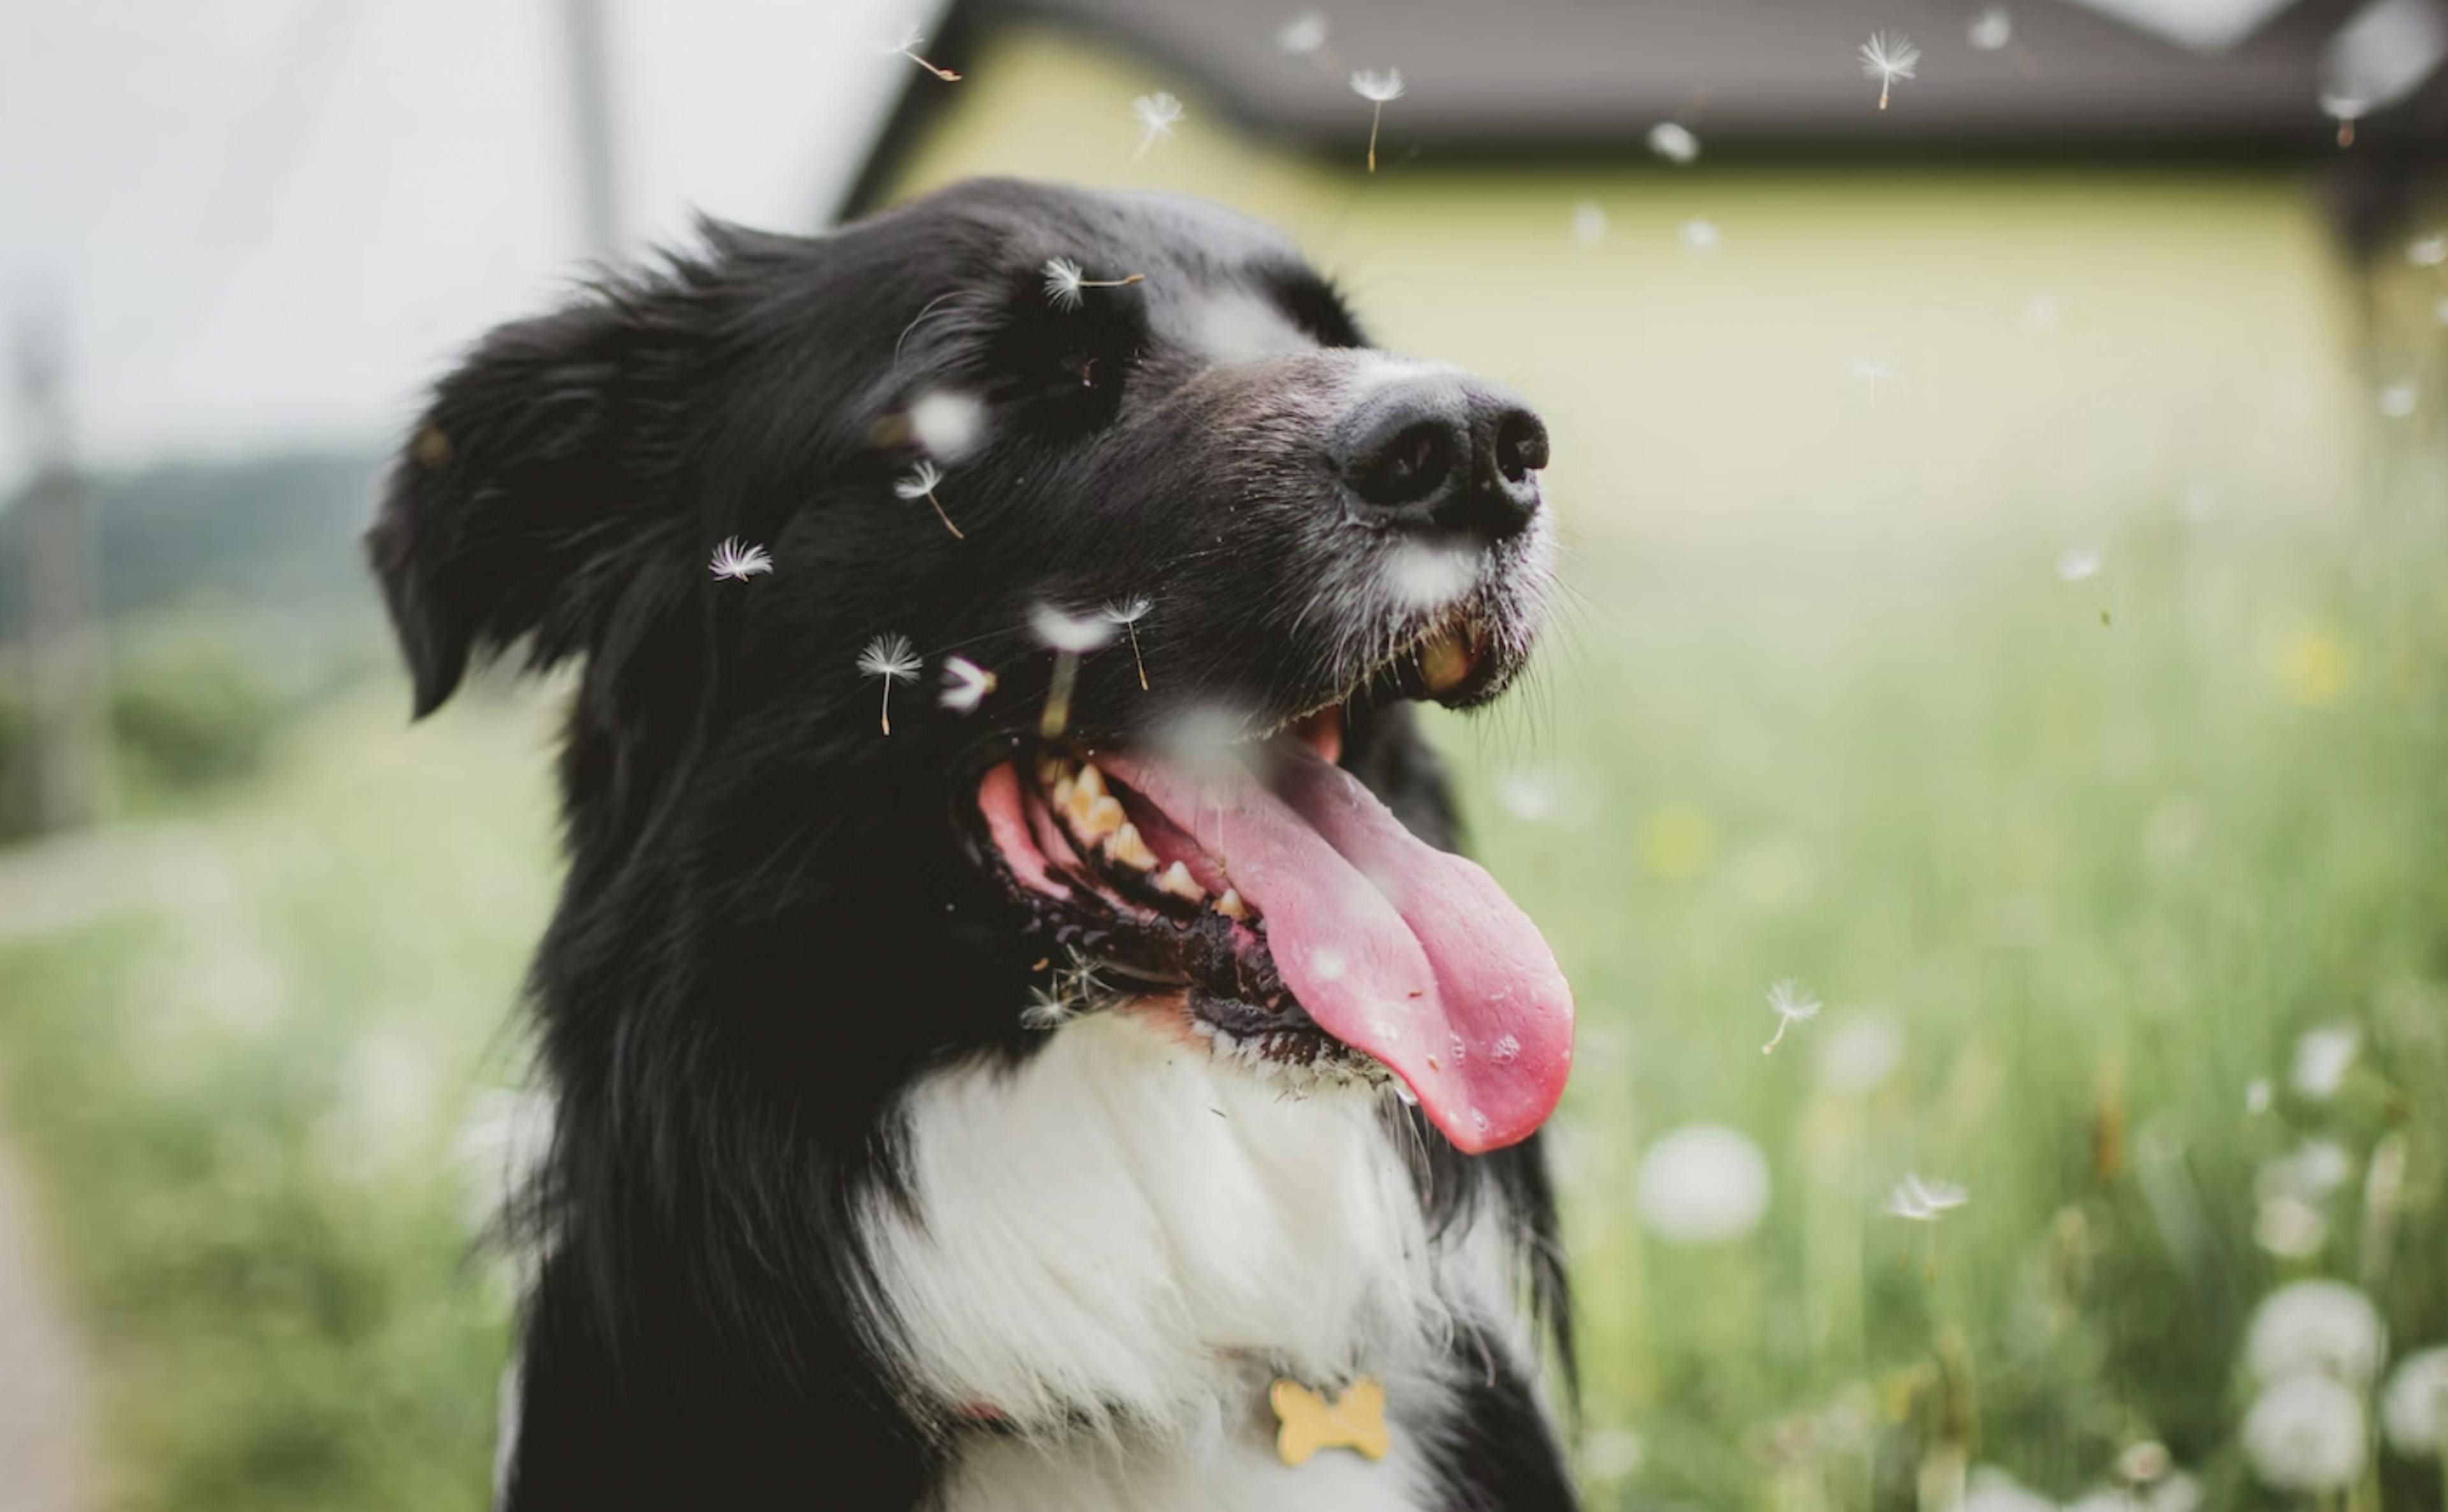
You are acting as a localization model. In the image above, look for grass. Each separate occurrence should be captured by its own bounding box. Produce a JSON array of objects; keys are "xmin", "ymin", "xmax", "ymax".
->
[{"xmin": 1, "ymin": 483, "xmax": 2443, "ymax": 1511}]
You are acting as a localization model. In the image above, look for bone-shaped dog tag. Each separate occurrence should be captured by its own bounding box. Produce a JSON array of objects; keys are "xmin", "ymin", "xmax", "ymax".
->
[{"xmin": 1269, "ymin": 1376, "xmax": 1390, "ymax": 1466}]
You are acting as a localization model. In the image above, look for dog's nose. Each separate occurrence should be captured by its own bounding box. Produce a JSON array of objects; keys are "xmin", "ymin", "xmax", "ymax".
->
[{"xmin": 1333, "ymin": 377, "xmax": 1548, "ymax": 541}]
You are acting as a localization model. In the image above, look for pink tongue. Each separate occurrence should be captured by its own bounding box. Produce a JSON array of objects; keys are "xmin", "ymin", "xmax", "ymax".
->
[{"xmin": 1097, "ymin": 746, "xmax": 1573, "ymax": 1154}]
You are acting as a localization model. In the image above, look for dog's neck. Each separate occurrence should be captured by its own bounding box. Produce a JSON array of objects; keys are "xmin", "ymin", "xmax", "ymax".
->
[{"xmin": 861, "ymin": 1011, "xmax": 1522, "ymax": 1444}]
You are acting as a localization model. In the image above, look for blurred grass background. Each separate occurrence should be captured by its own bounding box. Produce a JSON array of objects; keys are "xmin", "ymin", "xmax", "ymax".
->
[{"xmin": 1, "ymin": 454, "xmax": 2442, "ymax": 1508}]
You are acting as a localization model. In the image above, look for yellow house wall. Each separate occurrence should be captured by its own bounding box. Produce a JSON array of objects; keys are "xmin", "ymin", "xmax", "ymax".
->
[{"xmin": 878, "ymin": 25, "xmax": 2377, "ymax": 549}]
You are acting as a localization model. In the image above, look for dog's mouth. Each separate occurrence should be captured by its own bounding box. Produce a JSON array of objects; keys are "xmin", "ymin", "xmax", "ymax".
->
[{"xmin": 969, "ymin": 615, "xmax": 1573, "ymax": 1155}]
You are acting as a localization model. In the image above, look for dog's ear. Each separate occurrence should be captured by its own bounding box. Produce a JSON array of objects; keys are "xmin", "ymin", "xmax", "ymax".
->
[{"xmin": 368, "ymin": 289, "xmax": 696, "ymax": 716}]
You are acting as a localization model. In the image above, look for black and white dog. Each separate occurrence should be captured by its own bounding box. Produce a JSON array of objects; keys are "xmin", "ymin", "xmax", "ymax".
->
[{"xmin": 371, "ymin": 177, "xmax": 1580, "ymax": 1511}]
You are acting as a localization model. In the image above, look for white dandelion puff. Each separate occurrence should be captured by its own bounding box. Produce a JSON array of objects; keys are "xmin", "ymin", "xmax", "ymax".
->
[
  {"xmin": 1816, "ymin": 1015, "xmax": 1903, "ymax": 1094},
  {"xmin": 2245, "ymin": 1076, "xmax": 2273, "ymax": 1114},
  {"xmin": 708, "ymin": 537, "xmax": 773, "ymax": 581},
  {"xmin": 1969, "ymin": 6, "xmax": 2013, "ymax": 49},
  {"xmin": 907, "ymin": 388, "xmax": 986, "ymax": 461},
  {"xmin": 2380, "ymin": 382, "xmax": 2418, "ymax": 419},
  {"xmin": 1962, "ymin": 1472, "xmax": 2056, "ymax": 1512},
  {"xmin": 1350, "ymin": 68, "xmax": 1404, "ymax": 172},
  {"xmin": 938, "ymin": 655, "xmax": 996, "ymax": 713},
  {"xmin": 1859, "ymin": 32, "xmax": 1921, "ymax": 110},
  {"xmin": 1042, "ymin": 256, "xmax": 1146, "ymax": 312},
  {"xmin": 2245, "ymin": 1279, "xmax": 2386, "ymax": 1386},
  {"xmin": 2291, "ymin": 1024, "xmax": 2359, "ymax": 1099},
  {"xmin": 857, "ymin": 634, "xmax": 921, "ymax": 735},
  {"xmin": 1647, "ymin": 121, "xmax": 1701, "ymax": 164},
  {"xmin": 1101, "ymin": 595, "xmax": 1153, "ymax": 690},
  {"xmin": 1276, "ymin": 11, "xmax": 1327, "ymax": 53},
  {"xmin": 2254, "ymin": 1195, "xmax": 2327, "ymax": 1259},
  {"xmin": 2241, "ymin": 1373, "xmax": 2366, "ymax": 1492},
  {"xmin": 1032, "ymin": 606, "xmax": 1114, "ymax": 739},
  {"xmin": 1680, "ymin": 218, "xmax": 1721, "ymax": 253},
  {"xmin": 1849, "ymin": 357, "xmax": 1897, "ymax": 398},
  {"xmin": 894, "ymin": 460, "xmax": 964, "ymax": 539},
  {"xmin": 1635, "ymin": 1124, "xmax": 1770, "ymax": 1244},
  {"xmin": 1021, "ymin": 984, "xmax": 1077, "ymax": 1031},
  {"xmin": 2057, "ymin": 545, "xmax": 2104, "ymax": 581},
  {"xmin": 2409, "ymin": 231, "xmax": 2447, "ymax": 266},
  {"xmin": 1886, "ymin": 1172, "xmax": 1971, "ymax": 1221},
  {"xmin": 881, "ymin": 22, "xmax": 960, "ymax": 82},
  {"xmin": 1570, "ymin": 200, "xmax": 1608, "ymax": 246},
  {"xmin": 2381, "ymin": 1346, "xmax": 2448, "ymax": 1456},
  {"xmin": 1760, "ymin": 978, "xmax": 1821, "ymax": 1054},
  {"xmin": 1132, "ymin": 92, "xmax": 1184, "ymax": 158}
]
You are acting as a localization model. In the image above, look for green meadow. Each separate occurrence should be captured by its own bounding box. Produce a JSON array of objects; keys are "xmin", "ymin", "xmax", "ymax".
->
[{"xmin": 1, "ymin": 469, "xmax": 2443, "ymax": 1511}]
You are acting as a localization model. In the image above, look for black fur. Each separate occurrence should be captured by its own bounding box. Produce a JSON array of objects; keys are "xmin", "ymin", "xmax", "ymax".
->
[{"xmin": 371, "ymin": 178, "xmax": 1575, "ymax": 1510}]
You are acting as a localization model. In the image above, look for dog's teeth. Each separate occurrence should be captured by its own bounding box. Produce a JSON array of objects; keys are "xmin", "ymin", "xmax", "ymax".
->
[
  {"xmin": 1156, "ymin": 861, "xmax": 1204, "ymax": 901},
  {"xmin": 1075, "ymin": 763, "xmax": 1107, "ymax": 802},
  {"xmin": 1052, "ymin": 775, "xmax": 1077, "ymax": 813},
  {"xmin": 1107, "ymin": 822, "xmax": 1158, "ymax": 871},
  {"xmin": 1215, "ymin": 888, "xmax": 1251, "ymax": 920},
  {"xmin": 1082, "ymin": 796, "xmax": 1126, "ymax": 840},
  {"xmin": 1418, "ymin": 629, "xmax": 1471, "ymax": 694}
]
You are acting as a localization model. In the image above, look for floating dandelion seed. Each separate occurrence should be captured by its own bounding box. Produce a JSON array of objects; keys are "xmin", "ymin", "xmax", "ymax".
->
[
  {"xmin": 1647, "ymin": 121, "xmax": 1701, "ymax": 165},
  {"xmin": 1350, "ymin": 68, "xmax": 1404, "ymax": 173},
  {"xmin": 1885, "ymin": 1172, "xmax": 1970, "ymax": 1221},
  {"xmin": 857, "ymin": 634, "xmax": 921, "ymax": 735},
  {"xmin": 1680, "ymin": 218, "xmax": 1721, "ymax": 253},
  {"xmin": 1054, "ymin": 946, "xmax": 1115, "ymax": 1010},
  {"xmin": 1101, "ymin": 595, "xmax": 1153, "ymax": 690},
  {"xmin": 2057, "ymin": 544, "xmax": 2103, "ymax": 581},
  {"xmin": 1021, "ymin": 984, "xmax": 1076, "ymax": 1031},
  {"xmin": 2292, "ymin": 1024, "xmax": 2359, "ymax": 1098},
  {"xmin": 1858, "ymin": 32, "xmax": 1920, "ymax": 110},
  {"xmin": 1849, "ymin": 357, "xmax": 1897, "ymax": 400},
  {"xmin": 894, "ymin": 460, "xmax": 963, "ymax": 539},
  {"xmin": 1042, "ymin": 256, "xmax": 1146, "ymax": 312},
  {"xmin": 2410, "ymin": 231, "xmax": 2448, "ymax": 266},
  {"xmin": 1277, "ymin": 11, "xmax": 1327, "ymax": 54},
  {"xmin": 1635, "ymin": 1124, "xmax": 1770, "ymax": 1243},
  {"xmin": 1132, "ymin": 92, "xmax": 1183, "ymax": 158},
  {"xmin": 881, "ymin": 23, "xmax": 960, "ymax": 82},
  {"xmin": 1760, "ymin": 979, "xmax": 1821, "ymax": 1054},
  {"xmin": 2321, "ymin": 91, "xmax": 2368, "ymax": 148},
  {"xmin": 1570, "ymin": 200, "xmax": 1608, "ymax": 246},
  {"xmin": 708, "ymin": 537, "xmax": 773, "ymax": 581},
  {"xmin": 938, "ymin": 655, "xmax": 996, "ymax": 713},
  {"xmin": 1031, "ymin": 605, "xmax": 1116, "ymax": 739},
  {"xmin": 1969, "ymin": 6, "xmax": 2013, "ymax": 48}
]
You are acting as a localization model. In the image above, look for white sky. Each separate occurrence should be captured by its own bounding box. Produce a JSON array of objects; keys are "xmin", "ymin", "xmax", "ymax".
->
[{"xmin": 0, "ymin": 0, "xmax": 924, "ymax": 488}]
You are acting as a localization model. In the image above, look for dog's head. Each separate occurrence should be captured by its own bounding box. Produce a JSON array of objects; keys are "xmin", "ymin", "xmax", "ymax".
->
[{"xmin": 370, "ymin": 178, "xmax": 1572, "ymax": 1154}]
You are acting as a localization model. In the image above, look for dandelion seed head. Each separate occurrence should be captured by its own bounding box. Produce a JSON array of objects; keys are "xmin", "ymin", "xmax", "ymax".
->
[
  {"xmin": 2291, "ymin": 1024, "xmax": 2358, "ymax": 1098},
  {"xmin": 1767, "ymin": 979, "xmax": 1821, "ymax": 1025},
  {"xmin": 2245, "ymin": 1279, "xmax": 2386, "ymax": 1385},
  {"xmin": 2255, "ymin": 1195, "xmax": 2328, "ymax": 1258},
  {"xmin": 1043, "ymin": 257, "xmax": 1088, "ymax": 311},
  {"xmin": 708, "ymin": 537, "xmax": 773, "ymax": 581},
  {"xmin": 1570, "ymin": 199, "xmax": 1609, "ymax": 246},
  {"xmin": 1031, "ymin": 604, "xmax": 1116, "ymax": 653},
  {"xmin": 1962, "ymin": 1473, "xmax": 2055, "ymax": 1512},
  {"xmin": 879, "ymin": 22, "xmax": 926, "ymax": 55},
  {"xmin": 1350, "ymin": 67, "xmax": 1405, "ymax": 103},
  {"xmin": 1860, "ymin": 32, "xmax": 1921, "ymax": 83},
  {"xmin": 1100, "ymin": 595, "xmax": 1152, "ymax": 625},
  {"xmin": 1885, "ymin": 1172, "xmax": 1969, "ymax": 1221},
  {"xmin": 1969, "ymin": 6, "xmax": 2013, "ymax": 49},
  {"xmin": 2057, "ymin": 545, "xmax": 2104, "ymax": 581},
  {"xmin": 907, "ymin": 388, "xmax": 986, "ymax": 461},
  {"xmin": 894, "ymin": 460, "xmax": 944, "ymax": 500},
  {"xmin": 1021, "ymin": 985, "xmax": 1075, "ymax": 1031},
  {"xmin": 1646, "ymin": 121, "xmax": 1700, "ymax": 164},
  {"xmin": 2380, "ymin": 381, "xmax": 2418, "ymax": 418},
  {"xmin": 1680, "ymin": 218, "xmax": 1721, "ymax": 253},
  {"xmin": 1635, "ymin": 1124, "xmax": 1770, "ymax": 1243},
  {"xmin": 2241, "ymin": 1372, "xmax": 2366, "ymax": 1492},
  {"xmin": 939, "ymin": 655, "xmax": 996, "ymax": 713},
  {"xmin": 1816, "ymin": 1015, "xmax": 1902, "ymax": 1094},
  {"xmin": 1277, "ymin": 11, "xmax": 1327, "ymax": 53},
  {"xmin": 2406, "ymin": 231, "xmax": 2445, "ymax": 266},
  {"xmin": 2382, "ymin": 1346, "xmax": 2448, "ymax": 1455},
  {"xmin": 1132, "ymin": 92, "xmax": 1183, "ymax": 156},
  {"xmin": 857, "ymin": 633, "xmax": 921, "ymax": 684}
]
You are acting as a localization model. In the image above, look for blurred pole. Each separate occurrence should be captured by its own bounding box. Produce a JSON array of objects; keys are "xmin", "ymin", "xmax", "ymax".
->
[
  {"xmin": 557, "ymin": 0, "xmax": 623, "ymax": 259},
  {"xmin": 10, "ymin": 316, "xmax": 105, "ymax": 832}
]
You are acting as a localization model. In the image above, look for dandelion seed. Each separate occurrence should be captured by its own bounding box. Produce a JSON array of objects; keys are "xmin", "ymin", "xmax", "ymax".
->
[
  {"xmin": 708, "ymin": 537, "xmax": 773, "ymax": 581},
  {"xmin": 2380, "ymin": 381, "xmax": 2417, "ymax": 418},
  {"xmin": 1054, "ymin": 947, "xmax": 1114, "ymax": 1010},
  {"xmin": 1680, "ymin": 218, "xmax": 1721, "ymax": 253},
  {"xmin": 2057, "ymin": 545, "xmax": 2103, "ymax": 581},
  {"xmin": 1759, "ymin": 979, "xmax": 1821, "ymax": 1054},
  {"xmin": 1849, "ymin": 357, "xmax": 1897, "ymax": 399},
  {"xmin": 1816, "ymin": 1015, "xmax": 1902, "ymax": 1094},
  {"xmin": 939, "ymin": 655, "xmax": 996, "ymax": 713},
  {"xmin": 907, "ymin": 388, "xmax": 986, "ymax": 461},
  {"xmin": 2411, "ymin": 232, "xmax": 2448, "ymax": 267},
  {"xmin": 1350, "ymin": 68, "xmax": 1404, "ymax": 173},
  {"xmin": 2321, "ymin": 91, "xmax": 2368, "ymax": 147},
  {"xmin": 2291, "ymin": 1024, "xmax": 2358, "ymax": 1098},
  {"xmin": 1646, "ymin": 121, "xmax": 1700, "ymax": 165},
  {"xmin": 1101, "ymin": 595, "xmax": 1153, "ymax": 690},
  {"xmin": 1276, "ymin": 11, "xmax": 1327, "ymax": 54},
  {"xmin": 2245, "ymin": 1076, "xmax": 2272, "ymax": 1114},
  {"xmin": 1969, "ymin": 6, "xmax": 2013, "ymax": 49},
  {"xmin": 1021, "ymin": 984, "xmax": 1076, "ymax": 1031},
  {"xmin": 2242, "ymin": 1373, "xmax": 2366, "ymax": 1492},
  {"xmin": 1042, "ymin": 256, "xmax": 1146, "ymax": 312},
  {"xmin": 894, "ymin": 460, "xmax": 964, "ymax": 539},
  {"xmin": 1132, "ymin": 92, "xmax": 1183, "ymax": 159},
  {"xmin": 1885, "ymin": 1172, "xmax": 1970, "ymax": 1221},
  {"xmin": 1859, "ymin": 32, "xmax": 1920, "ymax": 110},
  {"xmin": 881, "ymin": 22, "xmax": 960, "ymax": 82},
  {"xmin": 1031, "ymin": 606, "xmax": 1115, "ymax": 739},
  {"xmin": 2255, "ymin": 1195, "xmax": 2327, "ymax": 1258},
  {"xmin": 1570, "ymin": 200, "xmax": 1608, "ymax": 246},
  {"xmin": 857, "ymin": 634, "xmax": 921, "ymax": 735}
]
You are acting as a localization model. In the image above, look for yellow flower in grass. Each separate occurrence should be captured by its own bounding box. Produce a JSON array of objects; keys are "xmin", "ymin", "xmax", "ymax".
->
[
  {"xmin": 1638, "ymin": 806, "xmax": 1715, "ymax": 879},
  {"xmin": 2276, "ymin": 629, "xmax": 2354, "ymax": 706}
]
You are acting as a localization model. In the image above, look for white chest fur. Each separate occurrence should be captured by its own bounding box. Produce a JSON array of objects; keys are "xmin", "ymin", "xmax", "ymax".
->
[{"xmin": 861, "ymin": 1012, "xmax": 1522, "ymax": 1508}]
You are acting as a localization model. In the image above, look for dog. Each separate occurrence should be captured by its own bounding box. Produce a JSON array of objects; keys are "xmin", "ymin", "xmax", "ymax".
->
[{"xmin": 370, "ymin": 177, "xmax": 1580, "ymax": 1511}]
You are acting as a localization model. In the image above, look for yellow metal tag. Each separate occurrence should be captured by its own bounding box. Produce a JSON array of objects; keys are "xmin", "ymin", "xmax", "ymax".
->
[{"xmin": 1270, "ymin": 1375, "xmax": 1390, "ymax": 1466}]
